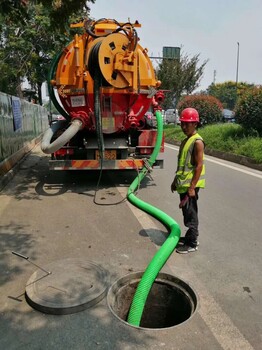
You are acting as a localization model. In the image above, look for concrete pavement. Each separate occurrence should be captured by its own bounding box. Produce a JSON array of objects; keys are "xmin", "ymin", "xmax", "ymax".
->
[{"xmin": 0, "ymin": 144, "xmax": 259, "ymax": 349}]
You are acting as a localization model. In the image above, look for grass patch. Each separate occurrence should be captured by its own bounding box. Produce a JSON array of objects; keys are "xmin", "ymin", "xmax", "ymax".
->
[{"xmin": 164, "ymin": 123, "xmax": 262, "ymax": 163}]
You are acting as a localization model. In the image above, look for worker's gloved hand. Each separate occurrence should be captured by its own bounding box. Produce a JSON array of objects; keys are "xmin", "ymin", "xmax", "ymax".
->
[{"xmin": 179, "ymin": 195, "xmax": 189, "ymax": 208}]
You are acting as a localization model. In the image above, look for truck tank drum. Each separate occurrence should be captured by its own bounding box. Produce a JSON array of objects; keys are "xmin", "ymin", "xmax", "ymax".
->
[{"xmin": 52, "ymin": 19, "xmax": 160, "ymax": 134}]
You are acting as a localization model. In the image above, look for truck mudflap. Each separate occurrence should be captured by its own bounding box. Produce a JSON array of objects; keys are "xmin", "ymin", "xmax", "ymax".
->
[{"xmin": 49, "ymin": 158, "xmax": 163, "ymax": 170}]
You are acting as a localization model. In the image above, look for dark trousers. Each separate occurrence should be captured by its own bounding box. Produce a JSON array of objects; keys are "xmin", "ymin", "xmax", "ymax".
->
[{"xmin": 179, "ymin": 188, "xmax": 199, "ymax": 247}]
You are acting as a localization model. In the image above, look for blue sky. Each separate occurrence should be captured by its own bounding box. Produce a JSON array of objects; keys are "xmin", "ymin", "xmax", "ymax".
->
[{"xmin": 89, "ymin": 0, "xmax": 262, "ymax": 91}]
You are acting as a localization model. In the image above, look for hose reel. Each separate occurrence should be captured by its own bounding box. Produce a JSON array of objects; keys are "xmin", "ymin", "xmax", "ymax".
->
[{"xmin": 88, "ymin": 33, "xmax": 132, "ymax": 89}]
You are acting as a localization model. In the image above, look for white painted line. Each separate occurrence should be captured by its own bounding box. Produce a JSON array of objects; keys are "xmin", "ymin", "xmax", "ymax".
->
[
  {"xmin": 166, "ymin": 144, "xmax": 262, "ymax": 179},
  {"xmin": 166, "ymin": 256, "xmax": 254, "ymax": 350},
  {"xmin": 117, "ymin": 186, "xmax": 254, "ymax": 349},
  {"xmin": 125, "ymin": 199, "xmax": 253, "ymax": 349}
]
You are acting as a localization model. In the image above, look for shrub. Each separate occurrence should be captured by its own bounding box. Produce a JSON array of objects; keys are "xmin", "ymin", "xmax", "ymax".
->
[
  {"xmin": 164, "ymin": 123, "xmax": 262, "ymax": 163},
  {"xmin": 234, "ymin": 86, "xmax": 262, "ymax": 136},
  {"xmin": 177, "ymin": 95, "xmax": 223, "ymax": 125}
]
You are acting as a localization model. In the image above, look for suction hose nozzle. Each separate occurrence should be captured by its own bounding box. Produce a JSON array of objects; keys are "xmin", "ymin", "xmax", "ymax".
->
[{"xmin": 127, "ymin": 110, "xmax": 181, "ymax": 327}]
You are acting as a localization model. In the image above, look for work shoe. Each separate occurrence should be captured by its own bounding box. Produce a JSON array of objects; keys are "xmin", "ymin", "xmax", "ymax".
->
[
  {"xmin": 178, "ymin": 237, "xmax": 199, "ymax": 246},
  {"xmin": 176, "ymin": 244, "xmax": 198, "ymax": 254}
]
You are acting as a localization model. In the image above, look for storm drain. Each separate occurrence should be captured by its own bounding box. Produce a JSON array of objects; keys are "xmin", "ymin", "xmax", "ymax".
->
[
  {"xmin": 25, "ymin": 258, "xmax": 108, "ymax": 315},
  {"xmin": 107, "ymin": 271, "xmax": 198, "ymax": 329}
]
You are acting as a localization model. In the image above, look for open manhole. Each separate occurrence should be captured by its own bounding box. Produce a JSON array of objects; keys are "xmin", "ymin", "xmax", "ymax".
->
[{"xmin": 107, "ymin": 271, "xmax": 198, "ymax": 329}]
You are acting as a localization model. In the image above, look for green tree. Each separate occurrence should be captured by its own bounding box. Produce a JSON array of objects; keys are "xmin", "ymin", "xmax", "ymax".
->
[
  {"xmin": 156, "ymin": 52, "xmax": 208, "ymax": 109},
  {"xmin": 177, "ymin": 95, "xmax": 223, "ymax": 125},
  {"xmin": 0, "ymin": 1, "xmax": 94, "ymax": 31},
  {"xmin": 41, "ymin": 0, "xmax": 94, "ymax": 31},
  {"xmin": 0, "ymin": 0, "xmax": 94, "ymax": 103},
  {"xmin": 0, "ymin": 1, "xmax": 29, "ymax": 19},
  {"xmin": 207, "ymin": 81, "xmax": 254, "ymax": 110},
  {"xmin": 235, "ymin": 86, "xmax": 262, "ymax": 136}
]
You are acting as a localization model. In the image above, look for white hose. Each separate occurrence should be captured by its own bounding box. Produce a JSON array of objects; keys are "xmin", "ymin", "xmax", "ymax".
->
[{"xmin": 41, "ymin": 119, "xmax": 83, "ymax": 154}]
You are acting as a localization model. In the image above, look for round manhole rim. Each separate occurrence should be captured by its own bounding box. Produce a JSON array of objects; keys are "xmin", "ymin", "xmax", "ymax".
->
[{"xmin": 107, "ymin": 271, "xmax": 199, "ymax": 330}]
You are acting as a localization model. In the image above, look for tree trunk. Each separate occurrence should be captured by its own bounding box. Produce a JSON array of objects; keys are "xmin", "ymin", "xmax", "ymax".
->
[
  {"xmin": 37, "ymin": 82, "xmax": 43, "ymax": 105},
  {"xmin": 16, "ymin": 82, "xmax": 24, "ymax": 99}
]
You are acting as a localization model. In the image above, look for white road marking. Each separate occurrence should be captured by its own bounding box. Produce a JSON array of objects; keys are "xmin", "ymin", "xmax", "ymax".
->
[
  {"xmin": 166, "ymin": 255, "xmax": 254, "ymax": 350},
  {"xmin": 117, "ymin": 186, "xmax": 254, "ymax": 350},
  {"xmin": 166, "ymin": 144, "xmax": 262, "ymax": 179}
]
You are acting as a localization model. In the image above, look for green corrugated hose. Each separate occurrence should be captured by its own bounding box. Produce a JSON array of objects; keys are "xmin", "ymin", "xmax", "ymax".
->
[
  {"xmin": 48, "ymin": 53, "xmax": 71, "ymax": 122},
  {"xmin": 127, "ymin": 110, "xmax": 181, "ymax": 327}
]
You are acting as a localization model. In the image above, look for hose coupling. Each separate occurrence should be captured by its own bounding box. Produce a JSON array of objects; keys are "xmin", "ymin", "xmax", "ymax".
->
[
  {"xmin": 143, "ymin": 158, "xmax": 153, "ymax": 172},
  {"xmin": 70, "ymin": 111, "xmax": 90, "ymax": 128}
]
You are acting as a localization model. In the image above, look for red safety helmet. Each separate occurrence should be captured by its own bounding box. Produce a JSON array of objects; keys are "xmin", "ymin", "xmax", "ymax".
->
[{"xmin": 179, "ymin": 108, "xmax": 199, "ymax": 122}]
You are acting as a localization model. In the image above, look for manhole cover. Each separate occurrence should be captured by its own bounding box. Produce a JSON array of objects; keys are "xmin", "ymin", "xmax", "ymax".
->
[
  {"xmin": 107, "ymin": 271, "xmax": 198, "ymax": 329},
  {"xmin": 25, "ymin": 258, "xmax": 108, "ymax": 315}
]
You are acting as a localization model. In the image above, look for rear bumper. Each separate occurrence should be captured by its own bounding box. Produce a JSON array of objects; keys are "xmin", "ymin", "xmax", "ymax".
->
[{"xmin": 49, "ymin": 159, "xmax": 163, "ymax": 170}]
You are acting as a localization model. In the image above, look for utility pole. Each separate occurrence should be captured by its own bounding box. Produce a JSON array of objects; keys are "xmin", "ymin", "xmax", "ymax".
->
[
  {"xmin": 236, "ymin": 42, "xmax": 240, "ymax": 86},
  {"xmin": 213, "ymin": 70, "xmax": 217, "ymax": 84}
]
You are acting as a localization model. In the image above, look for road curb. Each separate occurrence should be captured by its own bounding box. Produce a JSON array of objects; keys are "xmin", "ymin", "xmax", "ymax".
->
[{"xmin": 0, "ymin": 136, "xmax": 42, "ymax": 192}]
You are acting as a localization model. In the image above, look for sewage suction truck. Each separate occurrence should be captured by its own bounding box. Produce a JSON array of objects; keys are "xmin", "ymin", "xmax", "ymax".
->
[
  {"xmin": 41, "ymin": 19, "xmax": 181, "ymax": 328},
  {"xmin": 41, "ymin": 18, "xmax": 165, "ymax": 170}
]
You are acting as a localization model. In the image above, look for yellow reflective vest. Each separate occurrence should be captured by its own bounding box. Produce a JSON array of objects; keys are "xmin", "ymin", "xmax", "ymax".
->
[{"xmin": 175, "ymin": 133, "xmax": 205, "ymax": 194}]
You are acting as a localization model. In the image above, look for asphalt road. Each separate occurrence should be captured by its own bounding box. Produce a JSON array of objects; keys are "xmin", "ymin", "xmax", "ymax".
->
[
  {"xmin": 0, "ymin": 144, "xmax": 261, "ymax": 350},
  {"xmin": 135, "ymin": 144, "xmax": 262, "ymax": 349}
]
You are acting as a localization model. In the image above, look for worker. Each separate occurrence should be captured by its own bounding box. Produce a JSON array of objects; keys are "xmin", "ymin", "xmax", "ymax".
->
[{"xmin": 171, "ymin": 107, "xmax": 205, "ymax": 253}]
